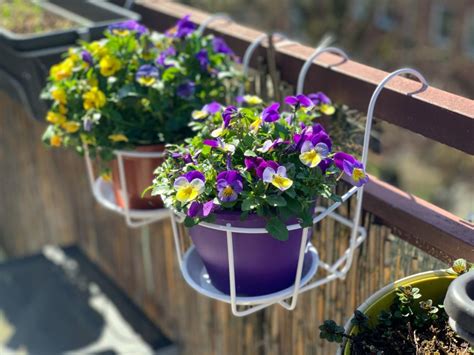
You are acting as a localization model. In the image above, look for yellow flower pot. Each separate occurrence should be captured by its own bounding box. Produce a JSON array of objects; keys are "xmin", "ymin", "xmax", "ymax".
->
[{"xmin": 341, "ymin": 270, "xmax": 456, "ymax": 355}]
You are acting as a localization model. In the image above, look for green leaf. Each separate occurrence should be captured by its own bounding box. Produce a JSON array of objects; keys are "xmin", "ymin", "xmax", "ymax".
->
[
  {"xmin": 241, "ymin": 197, "xmax": 257, "ymax": 211},
  {"xmin": 162, "ymin": 67, "xmax": 181, "ymax": 82},
  {"xmin": 266, "ymin": 195, "xmax": 287, "ymax": 207},
  {"xmin": 184, "ymin": 216, "xmax": 198, "ymax": 228},
  {"xmin": 244, "ymin": 149, "xmax": 256, "ymax": 157},
  {"xmin": 266, "ymin": 217, "xmax": 288, "ymax": 241}
]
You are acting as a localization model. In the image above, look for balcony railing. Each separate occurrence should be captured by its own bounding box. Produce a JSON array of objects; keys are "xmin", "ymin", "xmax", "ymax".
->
[{"xmin": 0, "ymin": 1, "xmax": 473, "ymax": 354}]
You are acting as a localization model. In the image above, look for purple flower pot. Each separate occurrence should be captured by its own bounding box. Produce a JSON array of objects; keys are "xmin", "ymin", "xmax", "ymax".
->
[{"xmin": 188, "ymin": 211, "xmax": 311, "ymax": 296}]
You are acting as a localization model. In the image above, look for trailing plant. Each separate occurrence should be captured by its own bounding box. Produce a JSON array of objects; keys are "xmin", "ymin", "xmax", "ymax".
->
[
  {"xmin": 319, "ymin": 259, "xmax": 474, "ymax": 354},
  {"xmin": 41, "ymin": 16, "xmax": 242, "ymax": 164},
  {"xmin": 151, "ymin": 93, "xmax": 369, "ymax": 240}
]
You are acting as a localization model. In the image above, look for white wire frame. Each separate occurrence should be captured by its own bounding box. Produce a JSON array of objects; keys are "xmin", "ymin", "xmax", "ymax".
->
[
  {"xmin": 171, "ymin": 64, "xmax": 428, "ymax": 316},
  {"xmin": 238, "ymin": 32, "xmax": 300, "ymax": 98},
  {"xmin": 83, "ymin": 144, "xmax": 170, "ymax": 228},
  {"xmin": 196, "ymin": 13, "xmax": 234, "ymax": 36}
]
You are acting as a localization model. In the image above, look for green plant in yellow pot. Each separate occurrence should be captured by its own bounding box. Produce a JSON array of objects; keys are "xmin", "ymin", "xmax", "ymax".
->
[{"xmin": 319, "ymin": 259, "xmax": 474, "ymax": 354}]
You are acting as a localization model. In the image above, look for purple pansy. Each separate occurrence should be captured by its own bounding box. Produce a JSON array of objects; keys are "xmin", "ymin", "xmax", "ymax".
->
[
  {"xmin": 203, "ymin": 138, "xmax": 235, "ymax": 153},
  {"xmin": 308, "ymin": 92, "xmax": 331, "ymax": 105},
  {"xmin": 168, "ymin": 15, "xmax": 196, "ymax": 38},
  {"xmin": 284, "ymin": 94, "xmax": 314, "ymax": 108},
  {"xmin": 318, "ymin": 158, "xmax": 333, "ymax": 174},
  {"xmin": 262, "ymin": 103, "xmax": 280, "ymax": 123},
  {"xmin": 334, "ymin": 152, "xmax": 369, "ymax": 187},
  {"xmin": 108, "ymin": 20, "xmax": 147, "ymax": 36},
  {"xmin": 187, "ymin": 200, "xmax": 217, "ymax": 218},
  {"xmin": 222, "ymin": 105, "xmax": 238, "ymax": 128},
  {"xmin": 216, "ymin": 170, "xmax": 243, "ymax": 202},
  {"xmin": 135, "ymin": 64, "xmax": 160, "ymax": 86},
  {"xmin": 184, "ymin": 170, "xmax": 205, "ymax": 182},
  {"xmin": 171, "ymin": 151, "xmax": 194, "ymax": 164},
  {"xmin": 156, "ymin": 46, "xmax": 176, "ymax": 68},
  {"xmin": 293, "ymin": 124, "xmax": 332, "ymax": 151},
  {"xmin": 244, "ymin": 156, "xmax": 265, "ymax": 171},
  {"xmin": 212, "ymin": 37, "xmax": 234, "ymax": 55},
  {"xmin": 196, "ymin": 49, "xmax": 210, "ymax": 70},
  {"xmin": 177, "ymin": 81, "xmax": 196, "ymax": 98},
  {"xmin": 81, "ymin": 50, "xmax": 93, "ymax": 66}
]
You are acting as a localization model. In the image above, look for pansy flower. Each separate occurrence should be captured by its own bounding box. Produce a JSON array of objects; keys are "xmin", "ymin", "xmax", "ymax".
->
[
  {"xmin": 136, "ymin": 65, "xmax": 160, "ymax": 86},
  {"xmin": 173, "ymin": 171, "xmax": 205, "ymax": 204},
  {"xmin": 212, "ymin": 37, "xmax": 234, "ymax": 55},
  {"xmin": 284, "ymin": 94, "xmax": 314, "ymax": 109},
  {"xmin": 177, "ymin": 81, "xmax": 196, "ymax": 98},
  {"xmin": 334, "ymin": 152, "xmax": 369, "ymax": 187},
  {"xmin": 167, "ymin": 15, "xmax": 196, "ymax": 39},
  {"xmin": 244, "ymin": 156, "xmax": 264, "ymax": 172},
  {"xmin": 187, "ymin": 200, "xmax": 217, "ymax": 218},
  {"xmin": 192, "ymin": 102, "xmax": 222, "ymax": 120},
  {"xmin": 299, "ymin": 141, "xmax": 329, "ymax": 168},
  {"xmin": 108, "ymin": 20, "xmax": 147, "ymax": 36},
  {"xmin": 256, "ymin": 160, "xmax": 279, "ymax": 179},
  {"xmin": 261, "ymin": 103, "xmax": 280, "ymax": 123},
  {"xmin": 99, "ymin": 55, "xmax": 122, "ymax": 77},
  {"xmin": 237, "ymin": 95, "xmax": 263, "ymax": 106},
  {"xmin": 156, "ymin": 46, "xmax": 176, "ymax": 68},
  {"xmin": 263, "ymin": 166, "xmax": 293, "ymax": 191},
  {"xmin": 308, "ymin": 92, "xmax": 335, "ymax": 115},
  {"xmin": 196, "ymin": 49, "xmax": 210, "ymax": 70},
  {"xmin": 222, "ymin": 105, "xmax": 238, "ymax": 127},
  {"xmin": 203, "ymin": 138, "xmax": 235, "ymax": 153},
  {"xmin": 257, "ymin": 138, "xmax": 285, "ymax": 153},
  {"xmin": 81, "ymin": 51, "xmax": 93, "ymax": 66},
  {"xmin": 293, "ymin": 124, "xmax": 332, "ymax": 151},
  {"xmin": 171, "ymin": 151, "xmax": 195, "ymax": 164},
  {"xmin": 216, "ymin": 170, "xmax": 243, "ymax": 202}
]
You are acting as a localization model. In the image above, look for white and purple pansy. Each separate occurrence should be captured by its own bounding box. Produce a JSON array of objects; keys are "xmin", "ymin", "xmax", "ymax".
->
[
  {"xmin": 299, "ymin": 141, "xmax": 330, "ymax": 168},
  {"xmin": 192, "ymin": 102, "xmax": 222, "ymax": 120},
  {"xmin": 203, "ymin": 138, "xmax": 235, "ymax": 153},
  {"xmin": 173, "ymin": 171, "xmax": 206, "ymax": 204},
  {"xmin": 262, "ymin": 165, "xmax": 293, "ymax": 191},
  {"xmin": 284, "ymin": 94, "xmax": 314, "ymax": 109}
]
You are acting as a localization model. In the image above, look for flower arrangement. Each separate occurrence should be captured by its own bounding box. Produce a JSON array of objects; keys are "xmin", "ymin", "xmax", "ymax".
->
[
  {"xmin": 41, "ymin": 16, "xmax": 241, "ymax": 161},
  {"xmin": 152, "ymin": 93, "xmax": 369, "ymax": 240}
]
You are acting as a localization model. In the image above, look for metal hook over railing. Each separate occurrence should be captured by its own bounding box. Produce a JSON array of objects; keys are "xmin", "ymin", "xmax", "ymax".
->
[
  {"xmin": 238, "ymin": 32, "xmax": 299, "ymax": 97},
  {"xmin": 333, "ymin": 68, "xmax": 428, "ymax": 276},
  {"xmin": 196, "ymin": 13, "xmax": 233, "ymax": 36},
  {"xmin": 296, "ymin": 46, "xmax": 349, "ymax": 94}
]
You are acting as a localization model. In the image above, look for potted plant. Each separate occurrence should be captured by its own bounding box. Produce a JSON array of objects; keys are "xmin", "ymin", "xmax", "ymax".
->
[
  {"xmin": 151, "ymin": 93, "xmax": 369, "ymax": 296},
  {"xmin": 41, "ymin": 16, "xmax": 242, "ymax": 209},
  {"xmin": 0, "ymin": 0, "xmax": 140, "ymax": 119},
  {"xmin": 319, "ymin": 259, "xmax": 474, "ymax": 354}
]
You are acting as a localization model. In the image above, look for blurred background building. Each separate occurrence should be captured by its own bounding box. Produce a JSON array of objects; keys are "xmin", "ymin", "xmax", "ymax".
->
[{"xmin": 180, "ymin": 0, "xmax": 474, "ymax": 220}]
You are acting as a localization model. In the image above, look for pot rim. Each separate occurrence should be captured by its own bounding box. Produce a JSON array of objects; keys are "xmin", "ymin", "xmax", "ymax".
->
[{"xmin": 339, "ymin": 269, "xmax": 456, "ymax": 355}]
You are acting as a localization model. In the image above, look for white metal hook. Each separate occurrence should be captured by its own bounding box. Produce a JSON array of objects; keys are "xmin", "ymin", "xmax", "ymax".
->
[
  {"xmin": 196, "ymin": 13, "xmax": 233, "ymax": 36},
  {"xmin": 335, "ymin": 68, "xmax": 428, "ymax": 276},
  {"xmin": 238, "ymin": 33, "xmax": 297, "ymax": 97},
  {"xmin": 296, "ymin": 47, "xmax": 349, "ymax": 94}
]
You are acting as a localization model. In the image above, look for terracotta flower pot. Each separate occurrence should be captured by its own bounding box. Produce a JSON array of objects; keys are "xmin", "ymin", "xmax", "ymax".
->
[{"xmin": 111, "ymin": 144, "xmax": 165, "ymax": 210}]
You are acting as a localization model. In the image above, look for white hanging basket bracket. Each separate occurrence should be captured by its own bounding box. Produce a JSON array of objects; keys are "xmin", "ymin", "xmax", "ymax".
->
[{"xmin": 83, "ymin": 144, "xmax": 170, "ymax": 228}]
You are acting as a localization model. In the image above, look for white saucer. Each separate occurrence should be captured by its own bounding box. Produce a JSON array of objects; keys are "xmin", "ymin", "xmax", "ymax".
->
[
  {"xmin": 92, "ymin": 177, "xmax": 170, "ymax": 220},
  {"xmin": 181, "ymin": 243, "xmax": 319, "ymax": 305}
]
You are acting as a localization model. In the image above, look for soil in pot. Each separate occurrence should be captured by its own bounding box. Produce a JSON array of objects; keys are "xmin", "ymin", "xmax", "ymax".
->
[
  {"xmin": 111, "ymin": 145, "xmax": 164, "ymax": 210},
  {"xmin": 344, "ymin": 274, "xmax": 472, "ymax": 354},
  {"xmin": 188, "ymin": 211, "xmax": 312, "ymax": 296},
  {"xmin": 0, "ymin": 0, "xmax": 77, "ymax": 34}
]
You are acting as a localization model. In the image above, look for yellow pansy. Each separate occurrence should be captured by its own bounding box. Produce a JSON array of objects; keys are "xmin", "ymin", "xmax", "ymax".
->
[
  {"xmin": 243, "ymin": 95, "xmax": 263, "ymax": 105},
  {"xmin": 108, "ymin": 134, "xmax": 128, "ymax": 143},
  {"xmin": 68, "ymin": 48, "xmax": 80, "ymax": 63},
  {"xmin": 89, "ymin": 41, "xmax": 108, "ymax": 58},
  {"xmin": 173, "ymin": 176, "xmax": 205, "ymax": 204},
  {"xmin": 83, "ymin": 87, "xmax": 106, "ymax": 110},
  {"xmin": 320, "ymin": 104, "xmax": 335, "ymax": 116},
  {"xmin": 99, "ymin": 55, "xmax": 122, "ymax": 77},
  {"xmin": 61, "ymin": 121, "xmax": 81, "ymax": 133},
  {"xmin": 50, "ymin": 134, "xmax": 62, "ymax": 147},
  {"xmin": 58, "ymin": 105, "xmax": 68, "ymax": 115},
  {"xmin": 50, "ymin": 58, "xmax": 74, "ymax": 81},
  {"xmin": 249, "ymin": 117, "xmax": 262, "ymax": 132},
  {"xmin": 46, "ymin": 111, "xmax": 66, "ymax": 125},
  {"xmin": 51, "ymin": 87, "xmax": 67, "ymax": 105}
]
